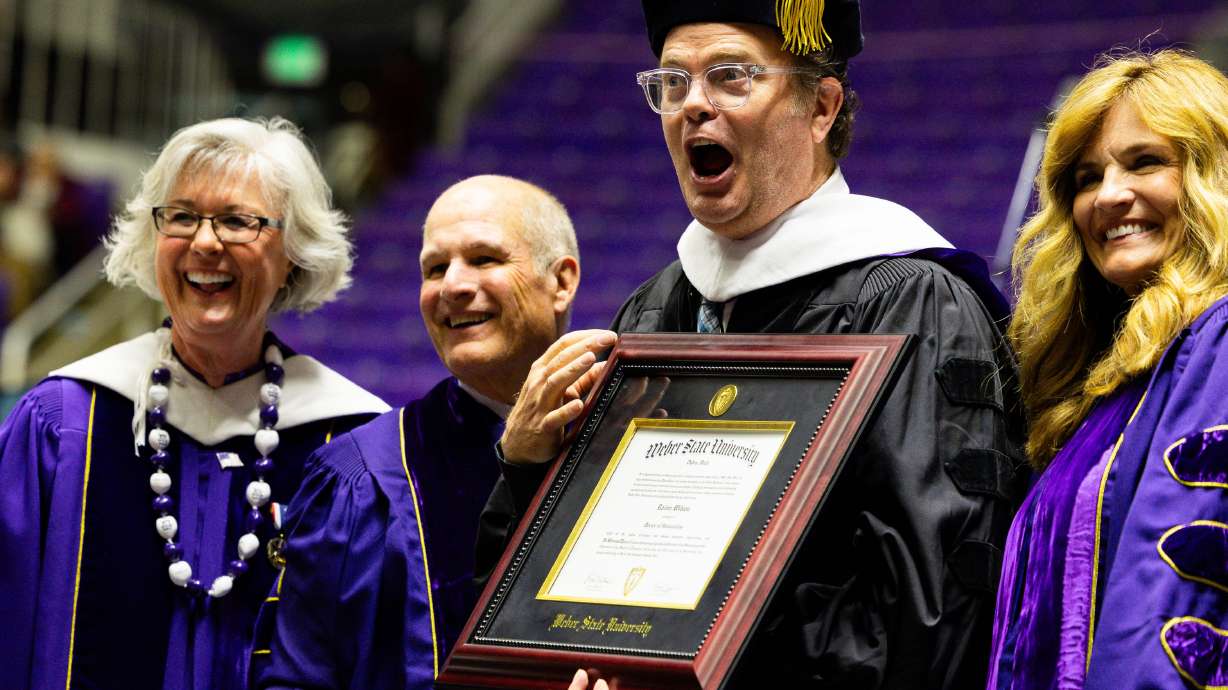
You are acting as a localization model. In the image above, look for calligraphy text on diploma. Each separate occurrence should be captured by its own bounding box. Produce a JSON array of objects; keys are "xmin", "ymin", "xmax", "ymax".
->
[{"xmin": 539, "ymin": 419, "xmax": 793, "ymax": 609}]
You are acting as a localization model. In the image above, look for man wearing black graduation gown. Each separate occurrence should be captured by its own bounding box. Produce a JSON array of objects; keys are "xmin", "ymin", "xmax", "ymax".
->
[{"xmin": 479, "ymin": 2, "xmax": 1025, "ymax": 688}]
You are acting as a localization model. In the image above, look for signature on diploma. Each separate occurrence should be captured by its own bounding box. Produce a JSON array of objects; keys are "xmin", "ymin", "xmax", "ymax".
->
[{"xmin": 583, "ymin": 573, "xmax": 612, "ymax": 591}]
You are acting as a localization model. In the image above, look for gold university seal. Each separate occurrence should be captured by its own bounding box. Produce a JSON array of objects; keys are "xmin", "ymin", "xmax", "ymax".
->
[{"xmin": 709, "ymin": 384, "xmax": 738, "ymax": 417}]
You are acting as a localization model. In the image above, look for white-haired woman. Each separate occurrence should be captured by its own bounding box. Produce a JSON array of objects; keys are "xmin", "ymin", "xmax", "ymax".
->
[{"xmin": 0, "ymin": 117, "xmax": 388, "ymax": 690}]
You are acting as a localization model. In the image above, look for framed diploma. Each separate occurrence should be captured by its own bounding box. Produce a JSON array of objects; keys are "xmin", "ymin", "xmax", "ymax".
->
[{"xmin": 439, "ymin": 334, "xmax": 910, "ymax": 690}]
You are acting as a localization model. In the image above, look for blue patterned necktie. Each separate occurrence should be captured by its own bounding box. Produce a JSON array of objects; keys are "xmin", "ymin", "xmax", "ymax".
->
[{"xmin": 697, "ymin": 299, "xmax": 724, "ymax": 333}]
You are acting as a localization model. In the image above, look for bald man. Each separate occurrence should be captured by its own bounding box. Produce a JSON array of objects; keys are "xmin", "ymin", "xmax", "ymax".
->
[{"xmin": 251, "ymin": 176, "xmax": 582, "ymax": 690}]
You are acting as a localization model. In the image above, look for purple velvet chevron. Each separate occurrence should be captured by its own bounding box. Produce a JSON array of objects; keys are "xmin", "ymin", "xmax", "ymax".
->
[
  {"xmin": 1159, "ymin": 522, "xmax": 1228, "ymax": 589},
  {"xmin": 1164, "ymin": 618, "xmax": 1228, "ymax": 687},
  {"xmin": 1168, "ymin": 428, "xmax": 1228, "ymax": 485}
]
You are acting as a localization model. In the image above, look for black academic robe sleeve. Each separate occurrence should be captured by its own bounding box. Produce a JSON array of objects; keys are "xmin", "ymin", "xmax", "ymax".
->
[
  {"xmin": 473, "ymin": 459, "xmax": 549, "ymax": 593},
  {"xmin": 730, "ymin": 258, "xmax": 1022, "ymax": 689}
]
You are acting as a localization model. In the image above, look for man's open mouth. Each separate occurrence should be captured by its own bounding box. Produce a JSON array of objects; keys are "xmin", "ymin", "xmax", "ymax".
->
[
  {"xmin": 688, "ymin": 140, "xmax": 733, "ymax": 179},
  {"xmin": 186, "ymin": 271, "xmax": 234, "ymax": 294}
]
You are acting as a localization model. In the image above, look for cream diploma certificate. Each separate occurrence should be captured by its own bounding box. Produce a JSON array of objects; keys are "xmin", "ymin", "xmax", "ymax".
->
[{"xmin": 538, "ymin": 418, "xmax": 794, "ymax": 610}]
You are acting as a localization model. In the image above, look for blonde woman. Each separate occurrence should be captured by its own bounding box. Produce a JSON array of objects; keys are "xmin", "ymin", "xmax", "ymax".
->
[{"xmin": 989, "ymin": 50, "xmax": 1228, "ymax": 689}]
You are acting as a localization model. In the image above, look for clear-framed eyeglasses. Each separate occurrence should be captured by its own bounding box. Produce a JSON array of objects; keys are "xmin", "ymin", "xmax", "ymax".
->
[
  {"xmin": 635, "ymin": 63, "xmax": 820, "ymax": 114},
  {"xmin": 151, "ymin": 206, "xmax": 284, "ymax": 244}
]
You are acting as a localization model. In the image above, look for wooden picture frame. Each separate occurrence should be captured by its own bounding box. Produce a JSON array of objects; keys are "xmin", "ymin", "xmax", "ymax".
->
[{"xmin": 439, "ymin": 333, "xmax": 911, "ymax": 690}]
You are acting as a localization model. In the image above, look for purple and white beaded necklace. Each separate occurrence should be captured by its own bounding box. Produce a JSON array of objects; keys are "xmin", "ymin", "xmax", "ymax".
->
[{"xmin": 146, "ymin": 344, "xmax": 285, "ymax": 598}]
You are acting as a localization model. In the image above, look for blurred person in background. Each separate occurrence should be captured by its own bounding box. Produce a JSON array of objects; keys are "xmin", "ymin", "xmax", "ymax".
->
[
  {"xmin": 0, "ymin": 138, "xmax": 54, "ymax": 318},
  {"xmin": 990, "ymin": 50, "xmax": 1228, "ymax": 690},
  {"xmin": 0, "ymin": 139, "xmax": 109, "ymax": 320},
  {"xmin": 0, "ymin": 117, "xmax": 388, "ymax": 690},
  {"xmin": 251, "ymin": 174, "xmax": 581, "ymax": 689},
  {"xmin": 0, "ymin": 138, "xmax": 21, "ymax": 320},
  {"xmin": 30, "ymin": 142, "xmax": 105, "ymax": 280}
]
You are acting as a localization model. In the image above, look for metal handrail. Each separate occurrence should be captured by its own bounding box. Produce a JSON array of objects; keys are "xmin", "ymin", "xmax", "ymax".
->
[
  {"xmin": 438, "ymin": 0, "xmax": 564, "ymax": 146},
  {"xmin": 992, "ymin": 76, "xmax": 1079, "ymax": 296},
  {"xmin": 992, "ymin": 128, "xmax": 1046, "ymax": 294}
]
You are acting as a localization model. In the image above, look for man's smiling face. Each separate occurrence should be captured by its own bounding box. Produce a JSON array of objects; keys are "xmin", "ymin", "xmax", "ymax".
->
[{"xmin": 419, "ymin": 183, "xmax": 563, "ymax": 396}]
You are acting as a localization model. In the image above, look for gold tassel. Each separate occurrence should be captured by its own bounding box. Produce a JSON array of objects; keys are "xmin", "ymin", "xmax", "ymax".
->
[{"xmin": 776, "ymin": 0, "xmax": 831, "ymax": 55}]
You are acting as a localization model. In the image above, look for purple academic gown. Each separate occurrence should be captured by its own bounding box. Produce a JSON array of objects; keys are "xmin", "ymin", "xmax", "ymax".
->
[
  {"xmin": 252, "ymin": 377, "xmax": 504, "ymax": 689},
  {"xmin": 0, "ymin": 376, "xmax": 373, "ymax": 690},
  {"xmin": 990, "ymin": 294, "xmax": 1228, "ymax": 689}
]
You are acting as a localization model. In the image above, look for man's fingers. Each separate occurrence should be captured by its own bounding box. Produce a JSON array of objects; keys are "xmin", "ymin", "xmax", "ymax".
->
[
  {"xmin": 525, "ymin": 332, "xmax": 600, "ymax": 391},
  {"xmin": 529, "ymin": 330, "xmax": 614, "ymax": 405},
  {"xmin": 521, "ymin": 332, "xmax": 607, "ymax": 397},
  {"xmin": 547, "ymin": 331, "xmax": 615, "ymax": 376},
  {"xmin": 546, "ymin": 350, "xmax": 597, "ymax": 394},
  {"xmin": 537, "ymin": 330, "xmax": 615, "ymax": 369},
  {"xmin": 566, "ymin": 668, "xmax": 607, "ymax": 690},
  {"xmin": 576, "ymin": 360, "xmax": 608, "ymax": 398},
  {"xmin": 543, "ymin": 397, "xmax": 586, "ymax": 430},
  {"xmin": 503, "ymin": 331, "xmax": 615, "ymax": 466},
  {"xmin": 565, "ymin": 360, "xmax": 608, "ymax": 401}
]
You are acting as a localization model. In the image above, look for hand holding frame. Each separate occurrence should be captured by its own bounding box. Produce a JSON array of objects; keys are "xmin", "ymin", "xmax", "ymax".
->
[{"xmin": 501, "ymin": 329, "xmax": 617, "ymax": 463}]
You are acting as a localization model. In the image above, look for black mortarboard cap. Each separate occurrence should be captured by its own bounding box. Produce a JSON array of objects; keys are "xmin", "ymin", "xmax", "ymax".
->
[{"xmin": 642, "ymin": 0, "xmax": 863, "ymax": 60}]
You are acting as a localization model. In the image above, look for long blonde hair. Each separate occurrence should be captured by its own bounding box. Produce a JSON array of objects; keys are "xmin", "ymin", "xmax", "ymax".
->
[{"xmin": 1010, "ymin": 50, "xmax": 1228, "ymax": 466}]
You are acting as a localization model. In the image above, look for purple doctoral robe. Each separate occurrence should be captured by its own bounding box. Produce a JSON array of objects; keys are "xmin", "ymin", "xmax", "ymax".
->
[
  {"xmin": 0, "ymin": 376, "xmax": 375, "ymax": 690},
  {"xmin": 990, "ymin": 293, "xmax": 1228, "ymax": 689},
  {"xmin": 251, "ymin": 377, "xmax": 504, "ymax": 689}
]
